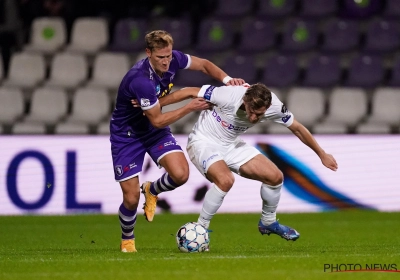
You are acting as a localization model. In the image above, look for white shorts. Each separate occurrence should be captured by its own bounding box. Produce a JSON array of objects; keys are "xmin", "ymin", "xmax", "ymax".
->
[{"xmin": 186, "ymin": 137, "xmax": 260, "ymax": 177}]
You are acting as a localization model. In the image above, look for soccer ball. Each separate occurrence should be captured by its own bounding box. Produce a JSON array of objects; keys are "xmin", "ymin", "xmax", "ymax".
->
[{"xmin": 176, "ymin": 222, "xmax": 210, "ymax": 253}]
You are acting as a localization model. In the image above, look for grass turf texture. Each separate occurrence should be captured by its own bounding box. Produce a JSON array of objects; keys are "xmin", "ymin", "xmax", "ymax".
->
[{"xmin": 1, "ymin": 211, "xmax": 399, "ymax": 280}]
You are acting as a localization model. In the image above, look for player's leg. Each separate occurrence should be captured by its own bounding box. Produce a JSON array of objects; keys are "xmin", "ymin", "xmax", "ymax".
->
[
  {"xmin": 197, "ymin": 160, "xmax": 234, "ymax": 229},
  {"xmin": 239, "ymin": 154, "xmax": 300, "ymax": 241},
  {"xmin": 141, "ymin": 133, "xmax": 188, "ymax": 222},
  {"xmin": 187, "ymin": 140, "xmax": 233, "ymax": 229},
  {"xmin": 111, "ymin": 139, "xmax": 145, "ymax": 252}
]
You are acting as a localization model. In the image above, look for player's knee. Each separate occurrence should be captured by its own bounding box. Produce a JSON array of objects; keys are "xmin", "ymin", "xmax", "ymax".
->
[
  {"xmin": 169, "ymin": 169, "xmax": 189, "ymax": 186},
  {"xmin": 214, "ymin": 174, "xmax": 235, "ymax": 192},
  {"xmin": 123, "ymin": 192, "xmax": 140, "ymax": 210},
  {"xmin": 266, "ymin": 170, "xmax": 283, "ymax": 186}
]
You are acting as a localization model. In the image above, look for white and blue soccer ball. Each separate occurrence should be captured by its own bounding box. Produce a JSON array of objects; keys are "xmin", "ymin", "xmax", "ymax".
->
[{"xmin": 176, "ymin": 222, "xmax": 210, "ymax": 253}]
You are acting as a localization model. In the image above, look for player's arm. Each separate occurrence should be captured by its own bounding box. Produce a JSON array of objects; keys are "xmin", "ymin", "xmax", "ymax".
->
[
  {"xmin": 144, "ymin": 98, "xmax": 211, "ymax": 128},
  {"xmin": 158, "ymin": 87, "xmax": 201, "ymax": 107},
  {"xmin": 188, "ymin": 55, "xmax": 245, "ymax": 86},
  {"xmin": 288, "ymin": 119, "xmax": 338, "ymax": 171}
]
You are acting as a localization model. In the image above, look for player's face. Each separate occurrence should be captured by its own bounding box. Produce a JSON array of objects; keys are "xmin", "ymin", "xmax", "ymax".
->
[
  {"xmin": 243, "ymin": 101, "xmax": 267, "ymax": 124},
  {"xmin": 146, "ymin": 45, "xmax": 173, "ymax": 75}
]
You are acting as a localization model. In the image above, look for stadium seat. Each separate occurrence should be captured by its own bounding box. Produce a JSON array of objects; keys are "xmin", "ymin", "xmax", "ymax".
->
[
  {"xmin": 24, "ymin": 17, "xmax": 67, "ymax": 55},
  {"xmin": 321, "ymin": 18, "xmax": 359, "ymax": 53},
  {"xmin": 12, "ymin": 122, "xmax": 46, "ymax": 134},
  {"xmin": 313, "ymin": 87, "xmax": 368, "ymax": 132},
  {"xmin": 256, "ymin": 0, "xmax": 296, "ymax": 18},
  {"xmin": 65, "ymin": 17, "xmax": 108, "ymax": 55},
  {"xmin": 213, "ymin": 0, "xmax": 254, "ymax": 18},
  {"xmin": 2, "ymin": 52, "xmax": 46, "ymax": 89},
  {"xmin": 388, "ymin": 57, "xmax": 400, "ymax": 87},
  {"xmin": 361, "ymin": 87, "xmax": 400, "ymax": 128},
  {"xmin": 22, "ymin": 87, "xmax": 68, "ymax": 124},
  {"xmin": 356, "ymin": 123, "xmax": 391, "ymax": 134},
  {"xmin": 156, "ymin": 18, "xmax": 192, "ymax": 50},
  {"xmin": 363, "ymin": 19, "xmax": 400, "ymax": 53},
  {"xmin": 280, "ymin": 18, "xmax": 318, "ymax": 52},
  {"xmin": 63, "ymin": 87, "xmax": 110, "ymax": 125},
  {"xmin": 221, "ymin": 54, "xmax": 257, "ymax": 84},
  {"xmin": 261, "ymin": 54, "xmax": 298, "ymax": 87},
  {"xmin": 173, "ymin": 69, "xmax": 214, "ymax": 87},
  {"xmin": 285, "ymin": 87, "xmax": 325, "ymax": 128},
  {"xmin": 303, "ymin": 55, "xmax": 341, "ymax": 87},
  {"xmin": 267, "ymin": 123, "xmax": 292, "ymax": 134},
  {"xmin": 110, "ymin": 18, "xmax": 148, "ymax": 52},
  {"xmin": 0, "ymin": 87, "xmax": 24, "ymax": 125},
  {"xmin": 55, "ymin": 122, "xmax": 90, "ymax": 134},
  {"xmin": 299, "ymin": 0, "xmax": 337, "ymax": 18},
  {"xmin": 383, "ymin": 0, "xmax": 400, "ymax": 18},
  {"xmin": 97, "ymin": 121, "xmax": 110, "ymax": 134},
  {"xmin": 86, "ymin": 52, "xmax": 130, "ymax": 91},
  {"xmin": 312, "ymin": 123, "xmax": 348, "ymax": 134},
  {"xmin": 237, "ymin": 19, "xmax": 275, "ymax": 53},
  {"xmin": 45, "ymin": 53, "xmax": 88, "ymax": 89},
  {"xmin": 340, "ymin": 0, "xmax": 383, "ymax": 18},
  {"xmin": 195, "ymin": 18, "xmax": 235, "ymax": 52},
  {"xmin": 345, "ymin": 54, "xmax": 384, "ymax": 88}
]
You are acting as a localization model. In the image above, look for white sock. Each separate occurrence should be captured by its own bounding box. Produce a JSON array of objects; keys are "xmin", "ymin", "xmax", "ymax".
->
[
  {"xmin": 197, "ymin": 184, "xmax": 227, "ymax": 229},
  {"xmin": 260, "ymin": 182, "xmax": 282, "ymax": 226}
]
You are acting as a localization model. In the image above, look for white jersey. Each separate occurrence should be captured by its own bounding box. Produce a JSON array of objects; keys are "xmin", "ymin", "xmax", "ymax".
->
[{"xmin": 188, "ymin": 85, "xmax": 294, "ymax": 145}]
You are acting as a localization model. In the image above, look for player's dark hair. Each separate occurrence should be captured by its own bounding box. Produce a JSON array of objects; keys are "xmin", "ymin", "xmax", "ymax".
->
[
  {"xmin": 145, "ymin": 30, "xmax": 174, "ymax": 51},
  {"xmin": 243, "ymin": 83, "xmax": 272, "ymax": 110}
]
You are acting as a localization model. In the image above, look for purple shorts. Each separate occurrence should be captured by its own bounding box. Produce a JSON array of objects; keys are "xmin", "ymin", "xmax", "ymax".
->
[{"xmin": 111, "ymin": 129, "xmax": 182, "ymax": 181}]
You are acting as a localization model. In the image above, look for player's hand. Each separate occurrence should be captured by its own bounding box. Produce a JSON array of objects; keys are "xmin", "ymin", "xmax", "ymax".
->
[
  {"xmin": 131, "ymin": 99, "xmax": 139, "ymax": 107},
  {"xmin": 187, "ymin": 98, "xmax": 213, "ymax": 111},
  {"xmin": 320, "ymin": 153, "xmax": 338, "ymax": 171},
  {"xmin": 226, "ymin": 78, "xmax": 246, "ymax": 86}
]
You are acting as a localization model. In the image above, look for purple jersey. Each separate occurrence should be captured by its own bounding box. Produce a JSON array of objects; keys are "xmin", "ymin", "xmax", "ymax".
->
[{"xmin": 110, "ymin": 50, "xmax": 190, "ymax": 139}]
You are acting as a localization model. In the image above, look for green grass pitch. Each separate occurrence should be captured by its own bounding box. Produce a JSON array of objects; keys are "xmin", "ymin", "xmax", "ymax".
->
[{"xmin": 1, "ymin": 211, "xmax": 399, "ymax": 280}]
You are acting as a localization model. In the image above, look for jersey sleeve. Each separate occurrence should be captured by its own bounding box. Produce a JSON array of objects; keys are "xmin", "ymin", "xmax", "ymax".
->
[
  {"xmin": 197, "ymin": 85, "xmax": 233, "ymax": 108},
  {"xmin": 172, "ymin": 50, "xmax": 190, "ymax": 69},
  {"xmin": 129, "ymin": 77, "xmax": 159, "ymax": 111},
  {"xmin": 265, "ymin": 93, "xmax": 294, "ymax": 127}
]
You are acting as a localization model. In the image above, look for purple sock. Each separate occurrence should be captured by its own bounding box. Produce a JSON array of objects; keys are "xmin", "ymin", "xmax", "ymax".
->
[
  {"xmin": 149, "ymin": 173, "xmax": 180, "ymax": 195},
  {"xmin": 118, "ymin": 203, "xmax": 137, "ymax": 240}
]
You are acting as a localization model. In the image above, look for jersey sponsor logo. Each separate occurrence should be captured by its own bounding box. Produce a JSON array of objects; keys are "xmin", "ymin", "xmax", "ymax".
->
[
  {"xmin": 140, "ymin": 98, "xmax": 150, "ymax": 107},
  {"xmin": 204, "ymin": 86, "xmax": 215, "ymax": 101},
  {"xmin": 159, "ymin": 83, "xmax": 174, "ymax": 98},
  {"xmin": 282, "ymin": 114, "xmax": 292, "ymax": 123},
  {"xmin": 212, "ymin": 109, "xmax": 248, "ymax": 131},
  {"xmin": 115, "ymin": 165, "xmax": 123, "ymax": 176}
]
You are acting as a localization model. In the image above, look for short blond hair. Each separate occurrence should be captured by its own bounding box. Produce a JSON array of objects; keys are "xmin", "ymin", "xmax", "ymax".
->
[{"xmin": 145, "ymin": 30, "xmax": 174, "ymax": 51}]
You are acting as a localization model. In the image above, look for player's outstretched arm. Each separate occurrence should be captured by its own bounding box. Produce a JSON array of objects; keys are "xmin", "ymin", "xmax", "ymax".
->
[
  {"xmin": 144, "ymin": 98, "xmax": 211, "ymax": 129},
  {"xmin": 189, "ymin": 56, "xmax": 245, "ymax": 86},
  {"xmin": 288, "ymin": 119, "xmax": 338, "ymax": 171},
  {"xmin": 159, "ymin": 87, "xmax": 201, "ymax": 107}
]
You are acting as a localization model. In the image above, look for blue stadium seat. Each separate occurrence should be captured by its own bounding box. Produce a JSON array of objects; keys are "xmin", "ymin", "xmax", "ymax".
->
[
  {"xmin": 156, "ymin": 18, "xmax": 192, "ymax": 50},
  {"xmin": 321, "ymin": 19, "xmax": 359, "ymax": 53},
  {"xmin": 237, "ymin": 19, "xmax": 275, "ymax": 53},
  {"xmin": 261, "ymin": 54, "xmax": 298, "ymax": 87},
  {"xmin": 303, "ymin": 55, "xmax": 341, "ymax": 88},
  {"xmin": 110, "ymin": 18, "xmax": 148, "ymax": 52},
  {"xmin": 363, "ymin": 19, "xmax": 400, "ymax": 53},
  {"xmin": 221, "ymin": 54, "xmax": 257, "ymax": 84},
  {"xmin": 213, "ymin": 0, "xmax": 254, "ymax": 18},
  {"xmin": 299, "ymin": 0, "xmax": 337, "ymax": 18},
  {"xmin": 280, "ymin": 18, "xmax": 318, "ymax": 53},
  {"xmin": 195, "ymin": 18, "xmax": 235, "ymax": 52},
  {"xmin": 345, "ymin": 54, "xmax": 384, "ymax": 88},
  {"xmin": 256, "ymin": 0, "xmax": 296, "ymax": 18}
]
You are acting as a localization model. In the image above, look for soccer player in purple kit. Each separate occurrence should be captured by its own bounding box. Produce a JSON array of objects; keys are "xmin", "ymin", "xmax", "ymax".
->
[{"xmin": 110, "ymin": 30, "xmax": 245, "ymax": 252}]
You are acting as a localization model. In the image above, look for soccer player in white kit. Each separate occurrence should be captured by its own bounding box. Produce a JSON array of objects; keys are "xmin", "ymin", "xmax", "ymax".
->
[{"xmin": 155, "ymin": 83, "xmax": 338, "ymax": 242}]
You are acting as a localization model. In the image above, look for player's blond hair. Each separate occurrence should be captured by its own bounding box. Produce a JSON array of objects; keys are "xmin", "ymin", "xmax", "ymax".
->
[
  {"xmin": 243, "ymin": 83, "xmax": 272, "ymax": 110},
  {"xmin": 145, "ymin": 30, "xmax": 174, "ymax": 51}
]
